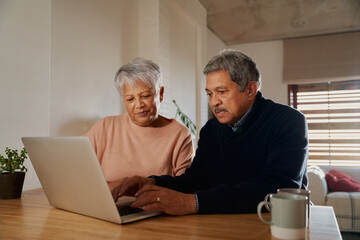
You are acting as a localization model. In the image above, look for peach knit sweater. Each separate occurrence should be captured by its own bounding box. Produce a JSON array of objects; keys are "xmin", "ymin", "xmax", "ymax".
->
[{"xmin": 85, "ymin": 114, "xmax": 194, "ymax": 188}]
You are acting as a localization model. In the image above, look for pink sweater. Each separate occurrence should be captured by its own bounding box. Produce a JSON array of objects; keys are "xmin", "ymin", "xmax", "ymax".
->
[{"xmin": 85, "ymin": 114, "xmax": 194, "ymax": 189}]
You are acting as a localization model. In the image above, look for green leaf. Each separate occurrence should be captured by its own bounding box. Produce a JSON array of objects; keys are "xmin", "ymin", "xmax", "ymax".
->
[
  {"xmin": 0, "ymin": 147, "xmax": 28, "ymax": 174},
  {"xmin": 172, "ymin": 100, "xmax": 197, "ymax": 136}
]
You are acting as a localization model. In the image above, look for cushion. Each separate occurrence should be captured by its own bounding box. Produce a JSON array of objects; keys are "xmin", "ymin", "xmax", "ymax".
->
[
  {"xmin": 325, "ymin": 169, "xmax": 360, "ymax": 192},
  {"xmin": 326, "ymin": 192, "xmax": 360, "ymax": 232}
]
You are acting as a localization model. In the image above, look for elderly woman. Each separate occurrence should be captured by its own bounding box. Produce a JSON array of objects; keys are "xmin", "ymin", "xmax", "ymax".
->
[{"xmin": 85, "ymin": 58, "xmax": 194, "ymax": 190}]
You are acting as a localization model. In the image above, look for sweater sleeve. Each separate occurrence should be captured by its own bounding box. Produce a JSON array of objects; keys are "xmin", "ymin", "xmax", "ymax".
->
[
  {"xmin": 152, "ymin": 124, "xmax": 212, "ymax": 193},
  {"xmin": 84, "ymin": 119, "xmax": 103, "ymax": 162},
  {"xmin": 172, "ymin": 129, "xmax": 194, "ymax": 176}
]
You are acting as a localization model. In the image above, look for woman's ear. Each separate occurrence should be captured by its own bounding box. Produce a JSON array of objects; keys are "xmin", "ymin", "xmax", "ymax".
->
[{"xmin": 159, "ymin": 87, "xmax": 165, "ymax": 102}]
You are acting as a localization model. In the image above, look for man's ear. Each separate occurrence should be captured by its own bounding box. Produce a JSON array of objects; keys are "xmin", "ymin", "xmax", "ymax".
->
[
  {"xmin": 159, "ymin": 86, "xmax": 165, "ymax": 102},
  {"xmin": 247, "ymin": 81, "xmax": 258, "ymax": 100}
]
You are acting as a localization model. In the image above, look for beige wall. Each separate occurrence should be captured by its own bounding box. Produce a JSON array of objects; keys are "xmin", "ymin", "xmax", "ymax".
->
[
  {"xmin": 205, "ymin": 29, "xmax": 226, "ymax": 119},
  {"xmin": 0, "ymin": 0, "xmax": 209, "ymax": 190},
  {"xmin": 228, "ymin": 41, "xmax": 287, "ymax": 105},
  {"xmin": 206, "ymin": 29, "xmax": 226, "ymax": 62},
  {"xmin": 0, "ymin": 0, "xmax": 51, "ymax": 189},
  {"xmin": 1, "ymin": 0, "xmax": 123, "ymax": 190},
  {"xmin": 136, "ymin": 0, "xmax": 207, "ymax": 133},
  {"xmin": 1, "ymin": 0, "xmax": 287, "ymax": 191},
  {"xmin": 50, "ymin": 0, "xmax": 123, "ymax": 136}
]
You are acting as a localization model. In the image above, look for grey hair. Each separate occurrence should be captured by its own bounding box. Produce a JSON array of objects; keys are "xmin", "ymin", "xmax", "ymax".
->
[
  {"xmin": 114, "ymin": 58, "xmax": 163, "ymax": 96},
  {"xmin": 203, "ymin": 49, "xmax": 261, "ymax": 91}
]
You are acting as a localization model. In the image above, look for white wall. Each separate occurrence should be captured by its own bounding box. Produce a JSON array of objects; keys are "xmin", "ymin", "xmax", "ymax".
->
[
  {"xmin": 205, "ymin": 29, "xmax": 226, "ymax": 120},
  {"xmin": 0, "ymin": 0, "xmax": 209, "ymax": 190},
  {"xmin": 135, "ymin": 0, "xmax": 207, "ymax": 133},
  {"xmin": 1, "ymin": 0, "xmax": 123, "ymax": 190},
  {"xmin": 1, "ymin": 0, "xmax": 286, "ymax": 191},
  {"xmin": 228, "ymin": 41, "xmax": 287, "ymax": 105},
  {"xmin": 0, "ymin": 0, "xmax": 51, "ymax": 190},
  {"xmin": 206, "ymin": 29, "xmax": 226, "ymax": 62},
  {"xmin": 50, "ymin": 0, "xmax": 122, "ymax": 136}
]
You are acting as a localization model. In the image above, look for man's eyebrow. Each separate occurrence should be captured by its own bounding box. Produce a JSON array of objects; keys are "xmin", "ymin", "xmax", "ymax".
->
[
  {"xmin": 214, "ymin": 85, "xmax": 228, "ymax": 90},
  {"xmin": 205, "ymin": 85, "xmax": 228, "ymax": 92}
]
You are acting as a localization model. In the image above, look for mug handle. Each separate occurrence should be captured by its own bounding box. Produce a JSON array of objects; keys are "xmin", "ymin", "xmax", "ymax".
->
[
  {"xmin": 264, "ymin": 193, "xmax": 272, "ymax": 211},
  {"xmin": 257, "ymin": 201, "xmax": 272, "ymax": 224}
]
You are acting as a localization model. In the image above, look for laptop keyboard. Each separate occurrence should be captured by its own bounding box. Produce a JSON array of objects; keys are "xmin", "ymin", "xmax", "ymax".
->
[{"xmin": 117, "ymin": 205, "xmax": 144, "ymax": 216}]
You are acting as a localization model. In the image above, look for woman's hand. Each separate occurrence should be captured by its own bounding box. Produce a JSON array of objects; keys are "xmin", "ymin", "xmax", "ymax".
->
[{"xmin": 111, "ymin": 176, "xmax": 154, "ymax": 202}]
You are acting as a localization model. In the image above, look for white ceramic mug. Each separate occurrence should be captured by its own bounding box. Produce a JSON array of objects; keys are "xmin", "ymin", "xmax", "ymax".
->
[
  {"xmin": 258, "ymin": 193, "xmax": 308, "ymax": 240},
  {"xmin": 264, "ymin": 188, "xmax": 311, "ymax": 219}
]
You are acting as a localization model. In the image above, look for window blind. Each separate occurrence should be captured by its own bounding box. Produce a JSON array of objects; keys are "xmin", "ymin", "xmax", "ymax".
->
[
  {"xmin": 289, "ymin": 80, "xmax": 360, "ymax": 167},
  {"xmin": 283, "ymin": 32, "xmax": 360, "ymax": 84}
]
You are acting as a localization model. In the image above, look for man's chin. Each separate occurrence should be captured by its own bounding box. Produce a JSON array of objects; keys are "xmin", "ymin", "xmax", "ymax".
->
[{"xmin": 215, "ymin": 116, "xmax": 231, "ymax": 125}]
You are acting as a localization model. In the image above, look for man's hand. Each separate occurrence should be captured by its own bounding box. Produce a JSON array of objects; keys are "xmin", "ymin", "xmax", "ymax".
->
[
  {"xmin": 131, "ymin": 184, "xmax": 197, "ymax": 215},
  {"xmin": 111, "ymin": 176, "xmax": 155, "ymax": 202}
]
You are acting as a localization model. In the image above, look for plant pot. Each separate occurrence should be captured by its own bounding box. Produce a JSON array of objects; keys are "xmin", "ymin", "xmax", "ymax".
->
[{"xmin": 0, "ymin": 172, "xmax": 25, "ymax": 199}]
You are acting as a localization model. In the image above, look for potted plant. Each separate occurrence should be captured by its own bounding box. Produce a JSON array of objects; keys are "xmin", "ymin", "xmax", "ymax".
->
[{"xmin": 0, "ymin": 147, "xmax": 28, "ymax": 199}]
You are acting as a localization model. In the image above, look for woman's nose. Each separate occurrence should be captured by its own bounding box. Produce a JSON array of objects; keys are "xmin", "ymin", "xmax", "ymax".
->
[{"xmin": 135, "ymin": 98, "xmax": 145, "ymax": 108}]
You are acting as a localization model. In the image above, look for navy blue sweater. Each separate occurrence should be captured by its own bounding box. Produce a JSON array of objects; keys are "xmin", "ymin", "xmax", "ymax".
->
[{"xmin": 154, "ymin": 92, "xmax": 308, "ymax": 213}]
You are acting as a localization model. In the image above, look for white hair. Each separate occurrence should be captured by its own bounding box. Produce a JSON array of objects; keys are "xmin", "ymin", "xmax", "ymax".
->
[{"xmin": 114, "ymin": 58, "xmax": 163, "ymax": 96}]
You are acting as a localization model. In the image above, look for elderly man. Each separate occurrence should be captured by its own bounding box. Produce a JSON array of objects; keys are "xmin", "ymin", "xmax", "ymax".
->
[{"xmin": 112, "ymin": 49, "xmax": 308, "ymax": 215}]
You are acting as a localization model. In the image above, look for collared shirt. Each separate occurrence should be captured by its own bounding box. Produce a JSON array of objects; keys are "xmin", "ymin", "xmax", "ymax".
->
[{"xmin": 229, "ymin": 105, "xmax": 253, "ymax": 132}]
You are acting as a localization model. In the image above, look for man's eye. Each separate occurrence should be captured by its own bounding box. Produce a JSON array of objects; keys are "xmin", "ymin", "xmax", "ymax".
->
[{"xmin": 206, "ymin": 93, "xmax": 212, "ymax": 97}]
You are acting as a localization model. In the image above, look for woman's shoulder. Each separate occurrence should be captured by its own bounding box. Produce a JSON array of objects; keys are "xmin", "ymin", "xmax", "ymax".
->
[
  {"xmin": 160, "ymin": 116, "xmax": 190, "ymax": 134},
  {"xmin": 93, "ymin": 114, "xmax": 128, "ymax": 127},
  {"xmin": 102, "ymin": 114, "xmax": 127, "ymax": 121}
]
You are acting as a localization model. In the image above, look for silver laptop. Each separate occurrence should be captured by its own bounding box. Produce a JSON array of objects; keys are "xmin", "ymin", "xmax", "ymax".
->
[{"xmin": 22, "ymin": 136, "xmax": 162, "ymax": 224}]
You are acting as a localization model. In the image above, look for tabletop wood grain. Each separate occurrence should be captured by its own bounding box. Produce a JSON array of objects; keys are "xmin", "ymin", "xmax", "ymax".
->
[{"xmin": 0, "ymin": 188, "xmax": 342, "ymax": 240}]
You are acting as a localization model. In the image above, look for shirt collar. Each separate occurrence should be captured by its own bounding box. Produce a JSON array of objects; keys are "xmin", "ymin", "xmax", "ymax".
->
[{"xmin": 229, "ymin": 105, "xmax": 253, "ymax": 132}]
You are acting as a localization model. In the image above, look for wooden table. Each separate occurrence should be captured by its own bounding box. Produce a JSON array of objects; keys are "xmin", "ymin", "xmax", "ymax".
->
[{"xmin": 0, "ymin": 189, "xmax": 342, "ymax": 240}]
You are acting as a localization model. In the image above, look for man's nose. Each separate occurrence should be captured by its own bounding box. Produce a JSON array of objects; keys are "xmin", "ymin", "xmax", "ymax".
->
[{"xmin": 211, "ymin": 95, "xmax": 221, "ymax": 107}]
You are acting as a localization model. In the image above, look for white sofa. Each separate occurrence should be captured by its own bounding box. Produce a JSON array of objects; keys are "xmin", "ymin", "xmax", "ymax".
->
[{"xmin": 308, "ymin": 166, "xmax": 360, "ymax": 232}]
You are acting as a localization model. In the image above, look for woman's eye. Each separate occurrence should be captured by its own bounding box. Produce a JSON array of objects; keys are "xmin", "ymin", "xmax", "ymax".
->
[
  {"xmin": 141, "ymin": 95, "xmax": 151, "ymax": 98},
  {"xmin": 126, "ymin": 98, "xmax": 134, "ymax": 102}
]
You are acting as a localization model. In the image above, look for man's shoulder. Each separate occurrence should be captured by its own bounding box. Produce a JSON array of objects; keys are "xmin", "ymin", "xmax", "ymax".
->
[
  {"xmin": 200, "ymin": 117, "xmax": 225, "ymax": 136},
  {"xmin": 261, "ymin": 97, "xmax": 305, "ymax": 120},
  {"xmin": 258, "ymin": 98, "xmax": 307, "ymax": 134},
  {"xmin": 203, "ymin": 117, "xmax": 220, "ymax": 128}
]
